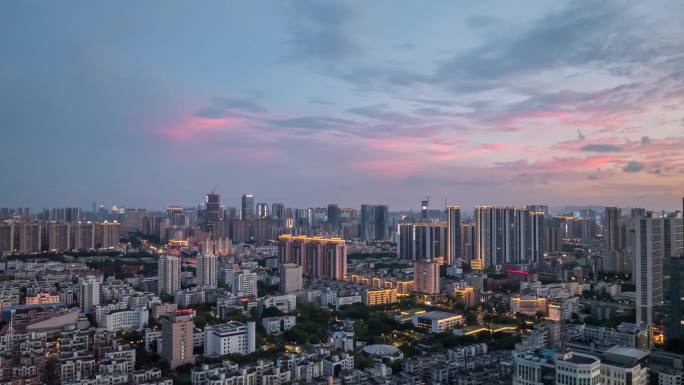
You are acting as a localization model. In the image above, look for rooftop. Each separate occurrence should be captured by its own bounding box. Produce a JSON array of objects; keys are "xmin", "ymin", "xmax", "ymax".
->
[
  {"xmin": 560, "ymin": 353, "xmax": 599, "ymax": 365},
  {"xmin": 417, "ymin": 311, "xmax": 461, "ymax": 320}
]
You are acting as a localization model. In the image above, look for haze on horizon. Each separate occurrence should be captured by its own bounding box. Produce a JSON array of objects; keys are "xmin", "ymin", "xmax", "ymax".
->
[{"xmin": 2, "ymin": 0, "xmax": 684, "ymax": 211}]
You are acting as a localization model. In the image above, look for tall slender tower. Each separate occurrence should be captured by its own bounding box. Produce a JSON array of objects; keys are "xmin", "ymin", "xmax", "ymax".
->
[
  {"xmin": 634, "ymin": 215, "xmax": 663, "ymax": 328},
  {"xmin": 158, "ymin": 255, "xmax": 181, "ymax": 297},
  {"xmin": 161, "ymin": 311, "xmax": 194, "ymax": 369},
  {"xmin": 205, "ymin": 192, "xmax": 220, "ymax": 232},
  {"xmin": 530, "ymin": 211, "xmax": 545, "ymax": 263},
  {"xmin": 197, "ymin": 253, "xmax": 218, "ymax": 288},
  {"xmin": 474, "ymin": 206, "xmax": 492, "ymax": 270},
  {"xmin": 79, "ymin": 275, "xmax": 101, "ymax": 314},
  {"xmin": 604, "ymin": 207, "xmax": 622, "ymax": 251},
  {"xmin": 421, "ymin": 198, "xmax": 430, "ymax": 222},
  {"xmin": 447, "ymin": 205, "xmax": 462, "ymax": 267},
  {"xmin": 240, "ymin": 194, "xmax": 255, "ymax": 220}
]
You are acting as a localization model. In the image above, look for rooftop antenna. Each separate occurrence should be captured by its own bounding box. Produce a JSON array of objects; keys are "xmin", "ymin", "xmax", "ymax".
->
[{"xmin": 211, "ymin": 182, "xmax": 218, "ymax": 194}]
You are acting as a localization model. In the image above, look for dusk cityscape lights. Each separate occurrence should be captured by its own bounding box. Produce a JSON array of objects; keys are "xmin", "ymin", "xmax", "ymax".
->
[{"xmin": 1, "ymin": 2, "xmax": 684, "ymax": 385}]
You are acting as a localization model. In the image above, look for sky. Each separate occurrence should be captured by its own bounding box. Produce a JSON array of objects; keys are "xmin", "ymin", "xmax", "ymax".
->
[{"xmin": 1, "ymin": 0, "xmax": 684, "ymax": 212}]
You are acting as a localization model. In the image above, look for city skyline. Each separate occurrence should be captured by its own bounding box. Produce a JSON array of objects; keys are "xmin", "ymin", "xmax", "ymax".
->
[{"xmin": 2, "ymin": 1, "xmax": 684, "ymax": 210}]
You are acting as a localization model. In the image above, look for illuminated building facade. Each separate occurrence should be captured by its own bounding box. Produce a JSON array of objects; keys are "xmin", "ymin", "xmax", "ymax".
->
[
  {"xmin": 452, "ymin": 286, "xmax": 476, "ymax": 307},
  {"xmin": 510, "ymin": 295, "xmax": 547, "ymax": 316},
  {"xmin": 278, "ymin": 235, "xmax": 347, "ymax": 280},
  {"xmin": 362, "ymin": 288, "xmax": 398, "ymax": 306},
  {"xmin": 412, "ymin": 311, "xmax": 463, "ymax": 333}
]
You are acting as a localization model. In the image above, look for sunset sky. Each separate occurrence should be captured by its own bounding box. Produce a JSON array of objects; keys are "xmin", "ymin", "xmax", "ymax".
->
[{"xmin": 2, "ymin": 0, "xmax": 683, "ymax": 211}]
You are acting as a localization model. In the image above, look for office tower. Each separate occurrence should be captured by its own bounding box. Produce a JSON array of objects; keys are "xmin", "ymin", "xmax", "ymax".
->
[
  {"xmin": 327, "ymin": 204, "xmax": 339, "ymax": 225},
  {"xmin": 666, "ymin": 255, "xmax": 684, "ymax": 344},
  {"xmin": 420, "ymin": 199, "xmax": 429, "ymax": 221},
  {"xmin": 380, "ymin": 206, "xmax": 390, "ymax": 237},
  {"xmin": 271, "ymin": 203, "xmax": 284, "ymax": 221},
  {"xmin": 166, "ymin": 206, "xmax": 187, "ymax": 227},
  {"xmin": 461, "ymin": 223, "xmax": 475, "ymax": 264},
  {"xmin": 232, "ymin": 270, "xmax": 257, "ymax": 297},
  {"xmin": 279, "ymin": 263, "xmax": 303, "ymax": 294},
  {"xmin": 161, "ymin": 311, "xmax": 194, "ymax": 369},
  {"xmin": 447, "ymin": 205, "xmax": 462, "ymax": 266},
  {"xmin": 666, "ymin": 197, "xmax": 684, "ymax": 345},
  {"xmin": 414, "ymin": 260, "xmax": 440, "ymax": 294},
  {"xmin": 48, "ymin": 221, "xmax": 71, "ymax": 251},
  {"xmin": 634, "ymin": 216, "xmax": 663, "ymax": 328},
  {"xmin": 359, "ymin": 204, "xmax": 389, "ymax": 241},
  {"xmin": 240, "ymin": 194, "xmax": 255, "ymax": 220},
  {"xmin": 256, "ymin": 202, "xmax": 269, "ymax": 219},
  {"xmin": 604, "ymin": 207, "xmax": 622, "ymax": 251},
  {"xmin": 158, "ymin": 255, "xmax": 181, "ymax": 297},
  {"xmin": 398, "ymin": 224, "xmax": 414, "ymax": 260},
  {"xmin": 79, "ymin": 275, "xmax": 101, "ymax": 314},
  {"xmin": 278, "ymin": 235, "xmax": 347, "ymax": 280},
  {"xmin": 196, "ymin": 253, "xmax": 218, "ymax": 288},
  {"xmin": 662, "ymin": 214, "xmax": 683, "ymax": 269},
  {"xmin": 204, "ymin": 192, "xmax": 220, "ymax": 232}
]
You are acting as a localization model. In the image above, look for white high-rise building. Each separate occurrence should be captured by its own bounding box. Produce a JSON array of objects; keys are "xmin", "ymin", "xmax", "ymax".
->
[
  {"xmin": 634, "ymin": 216, "xmax": 663, "ymax": 328},
  {"xmin": 279, "ymin": 263, "xmax": 303, "ymax": 294},
  {"xmin": 232, "ymin": 270, "xmax": 257, "ymax": 298},
  {"xmin": 196, "ymin": 253, "xmax": 218, "ymax": 288},
  {"xmin": 158, "ymin": 255, "xmax": 181, "ymax": 298},
  {"xmin": 79, "ymin": 275, "xmax": 101, "ymax": 314},
  {"xmin": 204, "ymin": 321, "xmax": 256, "ymax": 356}
]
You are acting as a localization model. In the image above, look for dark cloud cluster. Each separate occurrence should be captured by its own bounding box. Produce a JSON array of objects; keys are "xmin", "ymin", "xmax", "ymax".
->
[
  {"xmin": 623, "ymin": 160, "xmax": 645, "ymax": 173},
  {"xmin": 581, "ymin": 144, "xmax": 623, "ymax": 153}
]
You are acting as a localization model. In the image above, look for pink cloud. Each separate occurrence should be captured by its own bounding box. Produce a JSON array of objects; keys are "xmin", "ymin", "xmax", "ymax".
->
[{"xmin": 160, "ymin": 115, "xmax": 241, "ymax": 140}]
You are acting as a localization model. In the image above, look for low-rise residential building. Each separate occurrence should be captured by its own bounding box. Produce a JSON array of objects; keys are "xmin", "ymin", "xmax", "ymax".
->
[
  {"xmin": 262, "ymin": 316, "xmax": 296, "ymax": 336},
  {"xmin": 412, "ymin": 311, "xmax": 464, "ymax": 333},
  {"xmin": 362, "ymin": 288, "xmax": 397, "ymax": 306}
]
